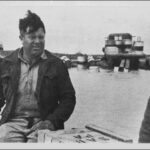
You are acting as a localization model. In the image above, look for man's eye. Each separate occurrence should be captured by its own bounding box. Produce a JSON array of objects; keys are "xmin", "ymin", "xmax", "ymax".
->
[
  {"xmin": 29, "ymin": 36, "xmax": 36, "ymax": 39},
  {"xmin": 39, "ymin": 36, "xmax": 44, "ymax": 40}
]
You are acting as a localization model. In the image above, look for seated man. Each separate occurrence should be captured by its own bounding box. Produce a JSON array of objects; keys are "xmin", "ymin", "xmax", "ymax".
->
[{"xmin": 0, "ymin": 10, "xmax": 76, "ymax": 143}]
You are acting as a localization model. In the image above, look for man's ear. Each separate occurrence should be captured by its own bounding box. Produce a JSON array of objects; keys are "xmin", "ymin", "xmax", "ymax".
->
[
  {"xmin": 19, "ymin": 35, "xmax": 23, "ymax": 41},
  {"xmin": 19, "ymin": 31, "xmax": 25, "ymax": 41}
]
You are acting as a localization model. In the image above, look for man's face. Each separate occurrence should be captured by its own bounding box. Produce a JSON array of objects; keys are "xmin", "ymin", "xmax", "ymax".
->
[{"xmin": 21, "ymin": 27, "xmax": 45, "ymax": 58}]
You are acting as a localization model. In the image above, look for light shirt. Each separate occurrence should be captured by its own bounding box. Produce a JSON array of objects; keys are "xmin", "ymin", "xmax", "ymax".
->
[{"xmin": 13, "ymin": 49, "xmax": 47, "ymax": 117}]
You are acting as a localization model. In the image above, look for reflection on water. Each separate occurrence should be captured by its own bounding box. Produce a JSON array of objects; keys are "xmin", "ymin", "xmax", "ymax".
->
[{"xmin": 65, "ymin": 67, "xmax": 150, "ymax": 141}]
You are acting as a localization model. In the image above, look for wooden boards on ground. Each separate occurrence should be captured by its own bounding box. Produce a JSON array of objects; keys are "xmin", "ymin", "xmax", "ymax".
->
[{"xmin": 85, "ymin": 124, "xmax": 133, "ymax": 143}]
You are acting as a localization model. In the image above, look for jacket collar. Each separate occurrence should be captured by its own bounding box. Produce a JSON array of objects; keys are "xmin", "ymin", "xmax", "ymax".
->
[
  {"xmin": 4, "ymin": 48, "xmax": 56, "ymax": 64},
  {"xmin": 18, "ymin": 47, "xmax": 48, "ymax": 64}
]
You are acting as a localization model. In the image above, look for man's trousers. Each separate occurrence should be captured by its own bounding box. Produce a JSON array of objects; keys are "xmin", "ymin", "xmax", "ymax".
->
[{"xmin": 0, "ymin": 117, "xmax": 41, "ymax": 143}]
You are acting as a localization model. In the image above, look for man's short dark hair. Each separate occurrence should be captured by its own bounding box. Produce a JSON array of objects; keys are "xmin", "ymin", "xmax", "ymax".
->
[{"xmin": 19, "ymin": 10, "xmax": 46, "ymax": 34}]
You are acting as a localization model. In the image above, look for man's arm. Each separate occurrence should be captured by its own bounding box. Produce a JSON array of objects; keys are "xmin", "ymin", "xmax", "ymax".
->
[
  {"xmin": 46, "ymin": 61, "xmax": 76, "ymax": 130},
  {"xmin": 0, "ymin": 61, "xmax": 5, "ymax": 114},
  {"xmin": 0, "ymin": 80, "xmax": 5, "ymax": 113},
  {"xmin": 139, "ymin": 97, "xmax": 150, "ymax": 143}
]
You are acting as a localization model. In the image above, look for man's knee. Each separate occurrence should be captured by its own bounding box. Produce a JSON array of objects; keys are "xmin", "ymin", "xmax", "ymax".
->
[
  {"xmin": 0, "ymin": 123, "xmax": 25, "ymax": 143},
  {"xmin": 0, "ymin": 124, "xmax": 11, "ymax": 139}
]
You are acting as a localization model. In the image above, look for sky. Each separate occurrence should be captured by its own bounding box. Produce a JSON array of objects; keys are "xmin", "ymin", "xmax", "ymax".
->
[{"xmin": 0, "ymin": 1, "xmax": 150, "ymax": 54}]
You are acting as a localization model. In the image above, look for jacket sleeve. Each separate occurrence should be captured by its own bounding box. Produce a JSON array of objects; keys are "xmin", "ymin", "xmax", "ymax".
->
[
  {"xmin": 139, "ymin": 97, "xmax": 150, "ymax": 143},
  {"xmin": 0, "ymin": 60, "xmax": 5, "ymax": 113},
  {"xmin": 46, "ymin": 61, "xmax": 76, "ymax": 129},
  {"xmin": 0, "ymin": 77, "xmax": 5, "ymax": 113}
]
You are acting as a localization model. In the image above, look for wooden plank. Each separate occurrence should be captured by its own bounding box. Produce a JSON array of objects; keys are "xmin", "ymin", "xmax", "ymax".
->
[{"xmin": 85, "ymin": 124, "xmax": 133, "ymax": 143}]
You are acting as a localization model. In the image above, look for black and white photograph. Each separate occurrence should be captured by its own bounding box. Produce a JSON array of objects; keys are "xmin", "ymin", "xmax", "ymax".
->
[{"xmin": 0, "ymin": 0, "xmax": 150, "ymax": 147}]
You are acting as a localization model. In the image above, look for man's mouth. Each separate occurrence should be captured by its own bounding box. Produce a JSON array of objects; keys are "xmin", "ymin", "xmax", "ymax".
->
[{"xmin": 33, "ymin": 47, "xmax": 40, "ymax": 50}]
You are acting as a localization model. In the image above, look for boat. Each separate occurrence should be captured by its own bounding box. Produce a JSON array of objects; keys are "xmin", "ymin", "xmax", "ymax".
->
[{"xmin": 102, "ymin": 33, "xmax": 145, "ymax": 71}]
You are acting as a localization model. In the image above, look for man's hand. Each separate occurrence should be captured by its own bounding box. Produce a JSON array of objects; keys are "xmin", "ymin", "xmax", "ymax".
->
[{"xmin": 31, "ymin": 120, "xmax": 55, "ymax": 131}]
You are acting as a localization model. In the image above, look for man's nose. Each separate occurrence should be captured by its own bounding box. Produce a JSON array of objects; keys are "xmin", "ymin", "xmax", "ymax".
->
[{"xmin": 34, "ymin": 38, "xmax": 40, "ymax": 43}]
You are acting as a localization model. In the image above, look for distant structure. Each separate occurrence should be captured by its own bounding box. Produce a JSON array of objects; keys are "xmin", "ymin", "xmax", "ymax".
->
[
  {"xmin": 0, "ymin": 42, "xmax": 13, "ymax": 58},
  {"xmin": 76, "ymin": 52, "xmax": 87, "ymax": 64},
  {"xmin": 75, "ymin": 52, "xmax": 88, "ymax": 70},
  {"xmin": 87, "ymin": 55, "xmax": 100, "ymax": 72},
  {"xmin": 87, "ymin": 55, "xmax": 96, "ymax": 66},
  {"xmin": 0, "ymin": 41, "xmax": 3, "ymax": 51},
  {"xmin": 102, "ymin": 33, "xmax": 145, "ymax": 71},
  {"xmin": 60, "ymin": 56, "xmax": 71, "ymax": 68}
]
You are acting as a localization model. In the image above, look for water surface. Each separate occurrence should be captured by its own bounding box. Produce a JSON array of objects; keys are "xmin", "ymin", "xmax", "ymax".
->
[{"xmin": 65, "ymin": 68, "xmax": 150, "ymax": 141}]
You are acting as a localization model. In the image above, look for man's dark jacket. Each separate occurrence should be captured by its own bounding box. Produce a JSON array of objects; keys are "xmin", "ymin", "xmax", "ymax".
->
[
  {"xmin": 0, "ymin": 48, "xmax": 76, "ymax": 130},
  {"xmin": 139, "ymin": 97, "xmax": 150, "ymax": 142}
]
